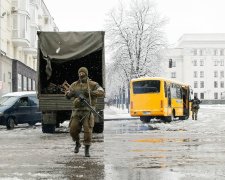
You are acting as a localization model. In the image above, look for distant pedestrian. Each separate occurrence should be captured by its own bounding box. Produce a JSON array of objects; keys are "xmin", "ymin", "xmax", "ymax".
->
[{"xmin": 190, "ymin": 96, "xmax": 201, "ymax": 120}]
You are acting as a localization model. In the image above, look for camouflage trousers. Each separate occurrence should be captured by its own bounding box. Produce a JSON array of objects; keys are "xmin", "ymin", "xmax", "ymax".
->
[
  {"xmin": 191, "ymin": 108, "xmax": 199, "ymax": 120},
  {"xmin": 69, "ymin": 110, "xmax": 94, "ymax": 145}
]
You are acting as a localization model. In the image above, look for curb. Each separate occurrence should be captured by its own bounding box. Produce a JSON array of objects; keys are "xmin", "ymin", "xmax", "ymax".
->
[{"xmin": 104, "ymin": 117, "xmax": 139, "ymax": 121}]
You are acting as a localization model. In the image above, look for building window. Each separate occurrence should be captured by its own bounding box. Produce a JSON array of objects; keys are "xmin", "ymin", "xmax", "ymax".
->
[
  {"xmin": 194, "ymin": 93, "xmax": 198, "ymax": 98},
  {"xmin": 214, "ymin": 71, "xmax": 218, "ymax": 78},
  {"xmin": 214, "ymin": 49, "xmax": 218, "ymax": 56},
  {"xmin": 220, "ymin": 49, "xmax": 224, "ymax": 56},
  {"xmin": 32, "ymin": 80, "xmax": 36, "ymax": 90},
  {"xmin": 7, "ymin": 41, "xmax": 10, "ymax": 55},
  {"xmin": 200, "ymin": 71, "xmax": 204, "ymax": 78},
  {"xmin": 194, "ymin": 71, "xmax": 198, "ymax": 78},
  {"xmin": 193, "ymin": 60, "xmax": 197, "ymax": 66},
  {"xmin": 8, "ymin": 82, "xmax": 11, "ymax": 92},
  {"xmin": 18, "ymin": 74, "xmax": 22, "ymax": 91},
  {"xmin": 199, "ymin": 49, "xmax": 203, "ymax": 56},
  {"xmin": 25, "ymin": 55, "xmax": 27, "ymax": 65},
  {"xmin": 214, "ymin": 81, "xmax": 218, "ymax": 88},
  {"xmin": 221, "ymin": 81, "xmax": 224, "ymax": 88},
  {"xmin": 193, "ymin": 49, "xmax": 197, "ymax": 56},
  {"xmin": 220, "ymin": 71, "xmax": 224, "ymax": 78},
  {"xmin": 33, "ymin": 59, "xmax": 36, "ymax": 69},
  {"xmin": 172, "ymin": 61, "xmax": 176, "ymax": 67},
  {"xmin": 171, "ymin": 72, "xmax": 176, "ymax": 78},
  {"xmin": 200, "ymin": 93, "xmax": 204, "ymax": 99},
  {"xmin": 8, "ymin": 72, "xmax": 12, "ymax": 80},
  {"xmin": 214, "ymin": 60, "xmax": 218, "ymax": 66},
  {"xmin": 214, "ymin": 92, "xmax": 218, "ymax": 99},
  {"xmin": 221, "ymin": 60, "xmax": 224, "ymax": 66},
  {"xmin": 200, "ymin": 60, "xmax": 204, "ymax": 66},
  {"xmin": 200, "ymin": 81, "xmax": 204, "ymax": 88},
  {"xmin": 28, "ymin": 78, "xmax": 32, "ymax": 90},
  {"xmin": 194, "ymin": 81, "xmax": 198, "ymax": 88},
  {"xmin": 23, "ymin": 76, "xmax": 27, "ymax": 91}
]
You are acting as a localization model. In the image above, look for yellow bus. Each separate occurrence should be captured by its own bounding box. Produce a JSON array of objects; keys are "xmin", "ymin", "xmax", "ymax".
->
[{"xmin": 130, "ymin": 77, "xmax": 192, "ymax": 122}]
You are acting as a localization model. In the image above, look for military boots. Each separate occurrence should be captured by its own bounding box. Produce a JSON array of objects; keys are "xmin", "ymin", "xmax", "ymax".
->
[
  {"xmin": 74, "ymin": 142, "xmax": 81, "ymax": 153},
  {"xmin": 85, "ymin": 145, "xmax": 90, "ymax": 157}
]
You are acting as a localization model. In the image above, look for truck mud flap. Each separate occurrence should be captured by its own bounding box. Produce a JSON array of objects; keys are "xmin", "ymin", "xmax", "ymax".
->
[
  {"xmin": 42, "ymin": 124, "xmax": 55, "ymax": 133},
  {"xmin": 93, "ymin": 122, "xmax": 104, "ymax": 133},
  {"xmin": 42, "ymin": 112, "xmax": 56, "ymax": 133}
]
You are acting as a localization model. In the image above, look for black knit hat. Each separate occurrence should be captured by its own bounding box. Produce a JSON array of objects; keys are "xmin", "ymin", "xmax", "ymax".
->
[{"xmin": 78, "ymin": 67, "xmax": 88, "ymax": 76}]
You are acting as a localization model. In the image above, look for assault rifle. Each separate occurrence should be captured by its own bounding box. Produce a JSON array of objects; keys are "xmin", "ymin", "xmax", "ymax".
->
[{"xmin": 61, "ymin": 81, "xmax": 103, "ymax": 119}]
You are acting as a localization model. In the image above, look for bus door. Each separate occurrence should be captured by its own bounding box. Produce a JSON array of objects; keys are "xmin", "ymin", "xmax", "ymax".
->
[
  {"xmin": 167, "ymin": 85, "xmax": 171, "ymax": 107},
  {"xmin": 182, "ymin": 87, "xmax": 189, "ymax": 116}
]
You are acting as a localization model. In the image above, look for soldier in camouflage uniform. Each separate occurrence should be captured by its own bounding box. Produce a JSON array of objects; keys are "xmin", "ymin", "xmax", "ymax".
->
[
  {"xmin": 65, "ymin": 67, "xmax": 104, "ymax": 157},
  {"xmin": 191, "ymin": 96, "xmax": 201, "ymax": 120}
]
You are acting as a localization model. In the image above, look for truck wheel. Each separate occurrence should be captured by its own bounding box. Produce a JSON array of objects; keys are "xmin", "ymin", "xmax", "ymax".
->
[
  {"xmin": 93, "ymin": 122, "xmax": 104, "ymax": 133},
  {"xmin": 56, "ymin": 121, "xmax": 60, "ymax": 128},
  {"xmin": 6, "ymin": 117, "xmax": 15, "ymax": 130},
  {"xmin": 28, "ymin": 122, "xmax": 36, "ymax": 126},
  {"xmin": 42, "ymin": 123, "xmax": 55, "ymax": 133}
]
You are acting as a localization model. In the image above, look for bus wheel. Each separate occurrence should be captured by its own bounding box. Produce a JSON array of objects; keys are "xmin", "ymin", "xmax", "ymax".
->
[
  {"xmin": 164, "ymin": 113, "xmax": 174, "ymax": 123},
  {"xmin": 164, "ymin": 117, "xmax": 172, "ymax": 123},
  {"xmin": 179, "ymin": 116, "xmax": 189, "ymax": 120},
  {"xmin": 140, "ymin": 116, "xmax": 151, "ymax": 123}
]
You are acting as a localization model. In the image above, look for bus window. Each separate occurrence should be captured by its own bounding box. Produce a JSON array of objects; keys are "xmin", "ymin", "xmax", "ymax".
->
[{"xmin": 133, "ymin": 80, "xmax": 160, "ymax": 94}]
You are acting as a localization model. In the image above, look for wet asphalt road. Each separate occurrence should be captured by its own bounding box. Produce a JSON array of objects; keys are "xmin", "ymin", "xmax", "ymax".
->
[{"xmin": 0, "ymin": 106, "xmax": 225, "ymax": 180}]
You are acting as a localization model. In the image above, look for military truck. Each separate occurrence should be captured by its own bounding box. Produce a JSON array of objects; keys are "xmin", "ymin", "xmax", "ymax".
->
[{"xmin": 37, "ymin": 31, "xmax": 105, "ymax": 133}]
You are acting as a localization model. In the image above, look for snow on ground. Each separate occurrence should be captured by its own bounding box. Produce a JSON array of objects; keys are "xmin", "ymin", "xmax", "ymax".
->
[
  {"xmin": 200, "ymin": 104, "xmax": 225, "ymax": 109},
  {"xmin": 104, "ymin": 106, "xmax": 134, "ymax": 119},
  {"xmin": 104, "ymin": 104, "xmax": 225, "ymax": 119}
]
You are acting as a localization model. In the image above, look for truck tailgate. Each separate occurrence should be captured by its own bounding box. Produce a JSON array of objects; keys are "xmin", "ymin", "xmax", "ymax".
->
[{"xmin": 39, "ymin": 94, "xmax": 104, "ymax": 111}]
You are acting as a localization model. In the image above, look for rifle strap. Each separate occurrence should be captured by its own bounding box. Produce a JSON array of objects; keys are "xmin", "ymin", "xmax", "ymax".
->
[
  {"xmin": 87, "ymin": 78, "xmax": 92, "ymax": 105},
  {"xmin": 80, "ymin": 111, "xmax": 91, "ymax": 124}
]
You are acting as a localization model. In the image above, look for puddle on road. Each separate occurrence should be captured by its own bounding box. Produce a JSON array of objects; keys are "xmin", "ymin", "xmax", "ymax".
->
[
  {"xmin": 131, "ymin": 149, "xmax": 169, "ymax": 153},
  {"xmin": 131, "ymin": 138, "xmax": 199, "ymax": 144}
]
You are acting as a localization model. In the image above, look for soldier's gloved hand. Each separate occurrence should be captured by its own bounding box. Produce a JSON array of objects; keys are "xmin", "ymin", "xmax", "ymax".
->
[
  {"xmin": 65, "ymin": 91, "xmax": 71, "ymax": 99},
  {"xmin": 78, "ymin": 94, "xmax": 85, "ymax": 100},
  {"xmin": 90, "ymin": 90, "xmax": 98, "ymax": 97}
]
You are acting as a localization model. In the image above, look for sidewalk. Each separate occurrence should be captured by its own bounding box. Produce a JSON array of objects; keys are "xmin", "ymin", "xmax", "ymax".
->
[{"xmin": 104, "ymin": 106, "xmax": 139, "ymax": 120}]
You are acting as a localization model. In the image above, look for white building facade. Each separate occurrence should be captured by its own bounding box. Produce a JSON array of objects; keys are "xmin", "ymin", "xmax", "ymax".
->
[
  {"xmin": 164, "ymin": 34, "xmax": 225, "ymax": 103},
  {"xmin": 0, "ymin": 0, "xmax": 58, "ymax": 96}
]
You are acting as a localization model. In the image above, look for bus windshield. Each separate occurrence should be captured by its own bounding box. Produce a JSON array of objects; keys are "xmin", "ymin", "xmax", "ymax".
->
[{"xmin": 133, "ymin": 80, "xmax": 160, "ymax": 94}]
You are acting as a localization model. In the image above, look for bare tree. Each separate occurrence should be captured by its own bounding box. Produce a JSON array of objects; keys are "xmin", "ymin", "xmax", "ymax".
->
[{"xmin": 105, "ymin": 0, "xmax": 168, "ymax": 101}]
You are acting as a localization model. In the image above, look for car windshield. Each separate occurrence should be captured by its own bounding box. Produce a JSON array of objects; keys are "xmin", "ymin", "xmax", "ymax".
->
[{"xmin": 0, "ymin": 96, "xmax": 18, "ymax": 106}]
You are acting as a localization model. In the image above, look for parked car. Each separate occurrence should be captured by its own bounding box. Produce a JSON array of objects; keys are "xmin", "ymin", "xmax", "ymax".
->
[{"xmin": 0, "ymin": 91, "xmax": 42, "ymax": 129}]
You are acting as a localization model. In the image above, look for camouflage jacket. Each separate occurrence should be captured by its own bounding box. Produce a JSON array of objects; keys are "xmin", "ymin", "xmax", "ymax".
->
[
  {"xmin": 66, "ymin": 79, "xmax": 104, "ymax": 110},
  {"xmin": 191, "ymin": 98, "xmax": 201, "ymax": 110}
]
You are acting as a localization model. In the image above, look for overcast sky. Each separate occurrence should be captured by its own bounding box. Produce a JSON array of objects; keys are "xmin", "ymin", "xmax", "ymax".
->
[{"xmin": 44, "ymin": 0, "xmax": 225, "ymax": 45}]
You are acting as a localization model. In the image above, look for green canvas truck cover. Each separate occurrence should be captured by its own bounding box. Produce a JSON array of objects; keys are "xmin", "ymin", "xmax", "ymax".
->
[
  {"xmin": 37, "ymin": 31, "xmax": 105, "ymax": 79},
  {"xmin": 38, "ymin": 31, "xmax": 104, "ymax": 61}
]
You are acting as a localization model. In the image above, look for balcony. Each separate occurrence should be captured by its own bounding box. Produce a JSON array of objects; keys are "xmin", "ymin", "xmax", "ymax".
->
[
  {"xmin": 23, "ymin": 47, "xmax": 37, "ymax": 55},
  {"xmin": 12, "ymin": 29, "xmax": 30, "ymax": 47}
]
